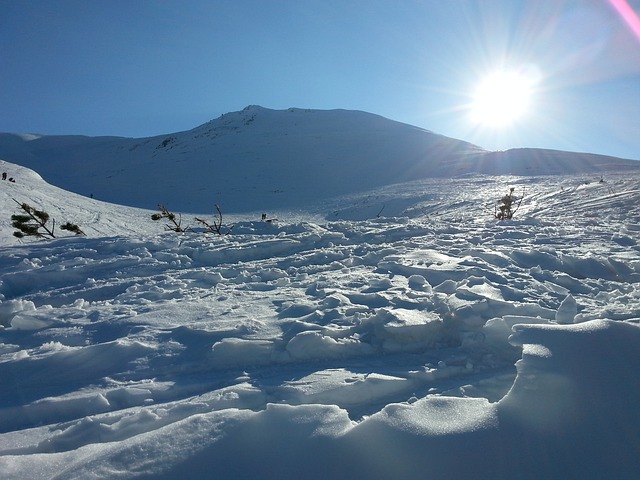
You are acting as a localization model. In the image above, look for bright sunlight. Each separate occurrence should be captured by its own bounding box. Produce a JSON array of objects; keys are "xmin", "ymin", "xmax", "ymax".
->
[{"xmin": 469, "ymin": 69, "xmax": 537, "ymax": 128}]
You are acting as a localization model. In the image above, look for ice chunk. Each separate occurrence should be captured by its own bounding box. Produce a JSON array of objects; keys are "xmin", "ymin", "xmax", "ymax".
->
[{"xmin": 555, "ymin": 294, "xmax": 577, "ymax": 324}]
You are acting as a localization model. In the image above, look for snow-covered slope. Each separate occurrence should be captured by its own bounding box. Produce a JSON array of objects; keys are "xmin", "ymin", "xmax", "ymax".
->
[
  {"xmin": 0, "ymin": 161, "xmax": 153, "ymax": 242},
  {"xmin": 1, "ymin": 150, "xmax": 640, "ymax": 478},
  {"xmin": 1, "ymin": 106, "xmax": 637, "ymax": 214}
]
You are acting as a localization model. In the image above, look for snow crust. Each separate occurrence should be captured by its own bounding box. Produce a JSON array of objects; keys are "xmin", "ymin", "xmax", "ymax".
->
[{"xmin": 1, "ymin": 111, "xmax": 640, "ymax": 478}]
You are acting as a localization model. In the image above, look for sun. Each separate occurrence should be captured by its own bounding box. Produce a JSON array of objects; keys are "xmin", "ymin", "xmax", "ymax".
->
[{"xmin": 469, "ymin": 69, "xmax": 536, "ymax": 128}]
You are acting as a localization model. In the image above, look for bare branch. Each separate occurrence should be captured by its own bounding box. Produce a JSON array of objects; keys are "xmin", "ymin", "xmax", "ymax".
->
[
  {"xmin": 194, "ymin": 204, "xmax": 232, "ymax": 235},
  {"xmin": 151, "ymin": 204, "xmax": 190, "ymax": 232}
]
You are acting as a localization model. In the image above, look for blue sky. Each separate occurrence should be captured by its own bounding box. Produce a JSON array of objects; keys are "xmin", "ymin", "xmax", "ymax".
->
[{"xmin": 1, "ymin": 0, "xmax": 639, "ymax": 159}]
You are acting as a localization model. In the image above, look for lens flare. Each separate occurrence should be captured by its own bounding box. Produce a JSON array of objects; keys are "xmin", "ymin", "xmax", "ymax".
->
[{"xmin": 609, "ymin": 0, "xmax": 640, "ymax": 42}]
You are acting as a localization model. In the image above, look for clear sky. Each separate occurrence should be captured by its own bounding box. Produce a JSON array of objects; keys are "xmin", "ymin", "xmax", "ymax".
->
[{"xmin": 1, "ymin": 0, "xmax": 639, "ymax": 159}]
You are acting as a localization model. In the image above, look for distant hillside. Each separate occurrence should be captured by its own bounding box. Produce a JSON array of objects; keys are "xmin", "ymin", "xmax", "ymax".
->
[
  {"xmin": 0, "ymin": 106, "xmax": 637, "ymax": 213},
  {"xmin": 476, "ymin": 148, "xmax": 640, "ymax": 176}
]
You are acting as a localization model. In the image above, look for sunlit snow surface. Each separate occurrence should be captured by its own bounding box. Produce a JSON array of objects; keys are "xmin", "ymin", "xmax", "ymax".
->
[{"xmin": 1, "ymin": 160, "xmax": 640, "ymax": 479}]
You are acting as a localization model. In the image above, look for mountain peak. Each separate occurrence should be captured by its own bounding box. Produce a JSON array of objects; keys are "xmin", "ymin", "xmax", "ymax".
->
[{"xmin": 0, "ymin": 108, "xmax": 638, "ymax": 214}]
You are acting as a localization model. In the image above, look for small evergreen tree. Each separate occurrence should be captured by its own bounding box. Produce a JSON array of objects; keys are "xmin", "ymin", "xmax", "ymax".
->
[
  {"xmin": 60, "ymin": 222, "xmax": 85, "ymax": 235},
  {"xmin": 11, "ymin": 200, "xmax": 84, "ymax": 238}
]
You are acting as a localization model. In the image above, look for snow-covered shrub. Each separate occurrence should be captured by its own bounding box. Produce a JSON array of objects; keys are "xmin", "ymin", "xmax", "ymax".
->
[
  {"xmin": 151, "ymin": 204, "xmax": 190, "ymax": 232},
  {"xmin": 495, "ymin": 187, "xmax": 523, "ymax": 220},
  {"xmin": 152, "ymin": 204, "xmax": 232, "ymax": 235},
  {"xmin": 195, "ymin": 204, "xmax": 232, "ymax": 235}
]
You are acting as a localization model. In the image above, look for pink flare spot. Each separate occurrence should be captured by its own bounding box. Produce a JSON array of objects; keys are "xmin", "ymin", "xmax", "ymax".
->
[{"xmin": 609, "ymin": 0, "xmax": 640, "ymax": 42}]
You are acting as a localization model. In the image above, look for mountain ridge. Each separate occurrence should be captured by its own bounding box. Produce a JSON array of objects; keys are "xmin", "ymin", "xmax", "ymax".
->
[{"xmin": 0, "ymin": 106, "xmax": 637, "ymax": 213}]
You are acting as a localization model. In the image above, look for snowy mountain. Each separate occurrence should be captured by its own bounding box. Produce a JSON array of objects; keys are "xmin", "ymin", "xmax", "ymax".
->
[
  {"xmin": 1, "ymin": 108, "xmax": 640, "ymax": 479},
  {"xmin": 1, "ymin": 105, "xmax": 637, "ymax": 213}
]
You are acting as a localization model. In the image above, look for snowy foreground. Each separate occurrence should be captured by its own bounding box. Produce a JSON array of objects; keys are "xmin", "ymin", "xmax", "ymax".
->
[{"xmin": 1, "ymin": 160, "xmax": 640, "ymax": 479}]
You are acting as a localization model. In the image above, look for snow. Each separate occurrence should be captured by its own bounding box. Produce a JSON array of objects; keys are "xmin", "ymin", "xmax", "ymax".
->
[
  {"xmin": 1, "ymin": 105, "xmax": 638, "ymax": 214},
  {"xmin": 1, "ymin": 107, "xmax": 640, "ymax": 479}
]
